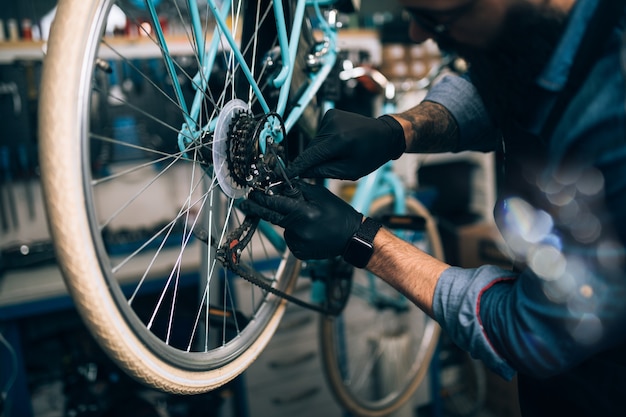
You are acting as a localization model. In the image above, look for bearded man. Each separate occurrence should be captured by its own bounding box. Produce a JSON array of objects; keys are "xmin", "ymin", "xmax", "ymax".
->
[{"xmin": 243, "ymin": 2, "xmax": 626, "ymax": 415}]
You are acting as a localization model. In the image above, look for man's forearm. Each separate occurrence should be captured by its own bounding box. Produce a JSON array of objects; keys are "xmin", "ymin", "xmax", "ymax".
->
[
  {"xmin": 366, "ymin": 227, "xmax": 450, "ymax": 317},
  {"xmin": 391, "ymin": 101, "xmax": 460, "ymax": 154}
]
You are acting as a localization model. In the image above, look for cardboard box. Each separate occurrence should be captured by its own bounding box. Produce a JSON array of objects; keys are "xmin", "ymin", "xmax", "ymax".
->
[
  {"xmin": 379, "ymin": 42, "xmax": 442, "ymax": 80},
  {"xmin": 438, "ymin": 217, "xmax": 513, "ymax": 270}
]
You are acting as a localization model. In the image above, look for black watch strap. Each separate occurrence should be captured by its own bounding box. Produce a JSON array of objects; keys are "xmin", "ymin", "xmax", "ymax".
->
[
  {"xmin": 342, "ymin": 217, "xmax": 382, "ymax": 268},
  {"xmin": 358, "ymin": 216, "xmax": 382, "ymax": 241}
]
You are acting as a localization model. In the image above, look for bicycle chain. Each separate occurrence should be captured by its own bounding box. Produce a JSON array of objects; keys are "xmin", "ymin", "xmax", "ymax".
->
[{"xmin": 216, "ymin": 214, "xmax": 350, "ymax": 316}]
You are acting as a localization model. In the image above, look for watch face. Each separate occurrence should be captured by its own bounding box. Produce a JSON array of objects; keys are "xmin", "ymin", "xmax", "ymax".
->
[{"xmin": 344, "ymin": 236, "xmax": 374, "ymax": 268}]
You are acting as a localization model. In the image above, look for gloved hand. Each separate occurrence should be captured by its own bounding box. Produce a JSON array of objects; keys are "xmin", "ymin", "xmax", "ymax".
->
[
  {"xmin": 241, "ymin": 181, "xmax": 363, "ymax": 260},
  {"xmin": 286, "ymin": 109, "xmax": 406, "ymax": 181}
]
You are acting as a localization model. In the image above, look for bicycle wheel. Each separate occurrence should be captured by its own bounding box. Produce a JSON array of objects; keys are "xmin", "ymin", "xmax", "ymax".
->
[
  {"xmin": 39, "ymin": 0, "xmax": 317, "ymax": 394},
  {"xmin": 320, "ymin": 195, "xmax": 443, "ymax": 416},
  {"xmin": 439, "ymin": 334, "xmax": 487, "ymax": 417}
]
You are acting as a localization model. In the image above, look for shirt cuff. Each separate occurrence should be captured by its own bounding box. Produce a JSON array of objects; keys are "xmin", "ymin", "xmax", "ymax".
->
[{"xmin": 433, "ymin": 265, "xmax": 517, "ymax": 380}]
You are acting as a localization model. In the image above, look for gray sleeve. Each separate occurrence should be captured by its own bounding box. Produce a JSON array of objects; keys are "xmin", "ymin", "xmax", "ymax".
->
[
  {"xmin": 424, "ymin": 74, "xmax": 500, "ymax": 152},
  {"xmin": 433, "ymin": 265, "xmax": 517, "ymax": 380}
]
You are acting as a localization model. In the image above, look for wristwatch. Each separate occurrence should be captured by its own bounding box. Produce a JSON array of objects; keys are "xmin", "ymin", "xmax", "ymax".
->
[{"xmin": 342, "ymin": 217, "xmax": 382, "ymax": 268}]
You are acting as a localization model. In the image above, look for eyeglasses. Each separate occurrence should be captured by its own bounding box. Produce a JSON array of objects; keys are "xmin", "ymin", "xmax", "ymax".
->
[{"xmin": 405, "ymin": 1, "xmax": 476, "ymax": 36}]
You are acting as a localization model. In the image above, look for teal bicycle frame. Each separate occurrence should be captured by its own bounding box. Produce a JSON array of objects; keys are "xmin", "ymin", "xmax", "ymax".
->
[{"xmin": 148, "ymin": 0, "xmax": 341, "ymax": 154}]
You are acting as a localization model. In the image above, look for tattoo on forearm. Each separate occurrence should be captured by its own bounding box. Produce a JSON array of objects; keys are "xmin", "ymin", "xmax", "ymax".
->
[{"xmin": 395, "ymin": 101, "xmax": 459, "ymax": 153}]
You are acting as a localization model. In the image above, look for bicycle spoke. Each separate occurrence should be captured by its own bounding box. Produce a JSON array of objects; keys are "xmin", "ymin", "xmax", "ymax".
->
[
  {"xmin": 116, "ymin": 176, "xmax": 211, "ymax": 286},
  {"xmin": 89, "ymin": 136, "xmax": 197, "ymax": 180},
  {"xmin": 169, "ymin": 0, "xmax": 219, "ymax": 111},
  {"xmin": 99, "ymin": 40, "xmax": 196, "ymax": 118},
  {"xmin": 94, "ymin": 83, "xmax": 200, "ymax": 138}
]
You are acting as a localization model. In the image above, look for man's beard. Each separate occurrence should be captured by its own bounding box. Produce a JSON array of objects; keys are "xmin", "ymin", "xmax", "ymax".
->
[{"xmin": 437, "ymin": 2, "xmax": 568, "ymax": 125}]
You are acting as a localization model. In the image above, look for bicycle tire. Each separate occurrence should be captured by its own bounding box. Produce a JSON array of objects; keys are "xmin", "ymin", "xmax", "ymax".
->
[
  {"xmin": 320, "ymin": 195, "xmax": 443, "ymax": 416},
  {"xmin": 39, "ymin": 0, "xmax": 314, "ymax": 394},
  {"xmin": 439, "ymin": 334, "xmax": 487, "ymax": 417}
]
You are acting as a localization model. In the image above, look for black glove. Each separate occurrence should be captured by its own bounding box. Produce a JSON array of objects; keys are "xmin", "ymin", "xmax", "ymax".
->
[
  {"xmin": 286, "ymin": 109, "xmax": 406, "ymax": 181},
  {"xmin": 241, "ymin": 181, "xmax": 363, "ymax": 260}
]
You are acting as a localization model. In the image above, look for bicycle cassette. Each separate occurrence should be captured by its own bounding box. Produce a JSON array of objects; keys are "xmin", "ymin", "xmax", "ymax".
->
[{"xmin": 213, "ymin": 99, "xmax": 287, "ymax": 198}]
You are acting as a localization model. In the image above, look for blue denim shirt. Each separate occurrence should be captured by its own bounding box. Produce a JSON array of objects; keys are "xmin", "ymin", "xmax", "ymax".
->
[{"xmin": 424, "ymin": 0, "xmax": 626, "ymax": 381}]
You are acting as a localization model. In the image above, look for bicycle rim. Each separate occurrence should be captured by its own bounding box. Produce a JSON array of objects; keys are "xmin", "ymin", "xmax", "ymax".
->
[
  {"xmin": 320, "ymin": 195, "xmax": 442, "ymax": 416},
  {"xmin": 39, "ymin": 0, "xmax": 311, "ymax": 393}
]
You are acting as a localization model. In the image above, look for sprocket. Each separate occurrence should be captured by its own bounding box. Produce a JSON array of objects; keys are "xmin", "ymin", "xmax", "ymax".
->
[
  {"xmin": 226, "ymin": 111, "xmax": 258, "ymax": 188},
  {"xmin": 215, "ymin": 100, "xmax": 285, "ymax": 198}
]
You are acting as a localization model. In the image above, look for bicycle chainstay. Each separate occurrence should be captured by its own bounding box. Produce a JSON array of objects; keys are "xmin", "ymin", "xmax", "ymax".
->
[{"xmin": 216, "ymin": 215, "xmax": 351, "ymax": 316}]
